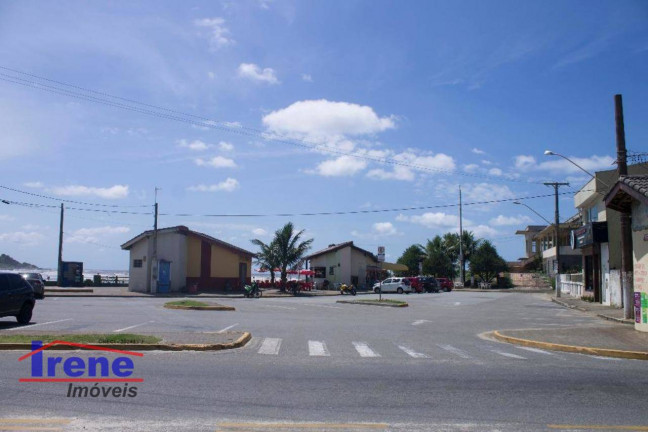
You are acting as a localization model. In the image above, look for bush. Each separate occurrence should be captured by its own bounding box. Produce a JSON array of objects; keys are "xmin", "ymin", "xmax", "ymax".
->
[
  {"xmin": 93, "ymin": 274, "xmax": 102, "ymax": 286},
  {"xmin": 83, "ymin": 279, "xmax": 94, "ymax": 286}
]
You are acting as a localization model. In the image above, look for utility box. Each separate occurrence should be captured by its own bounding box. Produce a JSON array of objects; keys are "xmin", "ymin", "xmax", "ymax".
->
[{"xmin": 61, "ymin": 261, "xmax": 84, "ymax": 287}]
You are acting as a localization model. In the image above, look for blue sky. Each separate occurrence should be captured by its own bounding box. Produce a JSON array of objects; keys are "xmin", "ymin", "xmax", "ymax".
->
[{"xmin": 0, "ymin": 0, "xmax": 647, "ymax": 270}]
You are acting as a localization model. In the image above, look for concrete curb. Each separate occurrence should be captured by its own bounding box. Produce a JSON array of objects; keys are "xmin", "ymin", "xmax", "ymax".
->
[
  {"xmin": 596, "ymin": 314, "xmax": 635, "ymax": 325},
  {"xmin": 0, "ymin": 332, "xmax": 252, "ymax": 352},
  {"xmin": 551, "ymin": 297, "xmax": 588, "ymax": 311},
  {"xmin": 336, "ymin": 300, "xmax": 408, "ymax": 308},
  {"xmin": 454, "ymin": 288, "xmax": 553, "ymax": 294},
  {"xmin": 45, "ymin": 288, "xmax": 94, "ymax": 293},
  {"xmin": 163, "ymin": 304, "xmax": 235, "ymax": 311},
  {"xmin": 491, "ymin": 330, "xmax": 648, "ymax": 361}
]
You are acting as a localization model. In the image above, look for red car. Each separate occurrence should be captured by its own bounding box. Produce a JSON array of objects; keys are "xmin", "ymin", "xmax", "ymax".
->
[
  {"xmin": 436, "ymin": 277, "xmax": 454, "ymax": 292},
  {"xmin": 403, "ymin": 277, "xmax": 424, "ymax": 293}
]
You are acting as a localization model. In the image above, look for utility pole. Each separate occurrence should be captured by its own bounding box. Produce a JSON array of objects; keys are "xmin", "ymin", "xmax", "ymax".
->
[
  {"xmin": 57, "ymin": 203, "xmax": 64, "ymax": 287},
  {"xmin": 150, "ymin": 187, "xmax": 160, "ymax": 294},
  {"xmin": 544, "ymin": 182, "xmax": 569, "ymax": 298},
  {"xmin": 459, "ymin": 186, "xmax": 464, "ymax": 286},
  {"xmin": 615, "ymin": 94, "xmax": 634, "ymax": 319}
]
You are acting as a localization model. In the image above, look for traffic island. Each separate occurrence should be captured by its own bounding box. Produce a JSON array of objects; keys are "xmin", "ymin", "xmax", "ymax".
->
[
  {"xmin": 490, "ymin": 328, "xmax": 648, "ymax": 361},
  {"xmin": 164, "ymin": 300, "xmax": 235, "ymax": 311},
  {"xmin": 336, "ymin": 299, "xmax": 408, "ymax": 307},
  {"xmin": 0, "ymin": 331, "xmax": 251, "ymax": 352}
]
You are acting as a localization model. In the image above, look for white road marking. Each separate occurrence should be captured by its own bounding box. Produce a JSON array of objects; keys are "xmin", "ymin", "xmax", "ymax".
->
[
  {"xmin": 590, "ymin": 355, "xmax": 621, "ymax": 361},
  {"xmin": 217, "ymin": 323, "xmax": 239, "ymax": 333},
  {"xmin": 454, "ymin": 302, "xmax": 461, "ymax": 306},
  {"xmin": 411, "ymin": 320, "xmax": 430, "ymax": 326},
  {"xmin": 7, "ymin": 318, "xmax": 73, "ymax": 331},
  {"xmin": 308, "ymin": 340, "xmax": 330, "ymax": 356},
  {"xmin": 258, "ymin": 338, "xmax": 282, "ymax": 355},
  {"xmin": 262, "ymin": 305, "xmax": 296, "ymax": 310},
  {"xmin": 437, "ymin": 344, "xmax": 472, "ymax": 359},
  {"xmin": 398, "ymin": 345, "xmax": 429, "ymax": 359},
  {"xmin": 352, "ymin": 341, "xmax": 381, "ymax": 357},
  {"xmin": 515, "ymin": 346, "xmax": 555, "ymax": 356},
  {"xmin": 491, "ymin": 350, "xmax": 527, "ymax": 360},
  {"xmin": 113, "ymin": 320, "xmax": 155, "ymax": 333}
]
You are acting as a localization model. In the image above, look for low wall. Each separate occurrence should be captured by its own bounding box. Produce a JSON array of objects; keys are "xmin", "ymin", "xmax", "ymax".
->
[{"xmin": 510, "ymin": 273, "xmax": 551, "ymax": 288}]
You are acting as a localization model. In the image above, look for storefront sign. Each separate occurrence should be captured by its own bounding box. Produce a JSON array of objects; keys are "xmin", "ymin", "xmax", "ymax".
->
[{"xmin": 570, "ymin": 222, "xmax": 608, "ymax": 249}]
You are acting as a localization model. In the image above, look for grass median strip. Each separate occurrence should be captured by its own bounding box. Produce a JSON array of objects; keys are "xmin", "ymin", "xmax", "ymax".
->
[
  {"xmin": 0, "ymin": 333, "xmax": 161, "ymax": 344},
  {"xmin": 165, "ymin": 300, "xmax": 209, "ymax": 307},
  {"xmin": 164, "ymin": 300, "xmax": 235, "ymax": 311}
]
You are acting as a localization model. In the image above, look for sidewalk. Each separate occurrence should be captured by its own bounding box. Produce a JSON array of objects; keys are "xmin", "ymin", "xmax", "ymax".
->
[
  {"xmin": 550, "ymin": 293, "xmax": 634, "ymax": 325},
  {"xmin": 494, "ymin": 293, "xmax": 648, "ymax": 360}
]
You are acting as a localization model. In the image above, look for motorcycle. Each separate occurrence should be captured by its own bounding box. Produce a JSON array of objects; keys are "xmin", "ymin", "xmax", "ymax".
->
[
  {"xmin": 339, "ymin": 283, "xmax": 357, "ymax": 296},
  {"xmin": 244, "ymin": 283, "xmax": 262, "ymax": 298}
]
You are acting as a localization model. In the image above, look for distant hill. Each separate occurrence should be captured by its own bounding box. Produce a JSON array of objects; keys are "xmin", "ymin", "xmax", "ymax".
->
[{"xmin": 0, "ymin": 254, "xmax": 39, "ymax": 270}]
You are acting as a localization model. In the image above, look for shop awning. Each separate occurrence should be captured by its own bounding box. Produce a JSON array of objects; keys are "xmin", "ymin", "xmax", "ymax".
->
[{"xmin": 379, "ymin": 262, "xmax": 408, "ymax": 272}]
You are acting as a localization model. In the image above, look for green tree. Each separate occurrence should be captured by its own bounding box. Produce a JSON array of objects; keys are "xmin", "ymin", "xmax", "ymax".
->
[
  {"xmin": 250, "ymin": 238, "xmax": 280, "ymax": 286},
  {"xmin": 422, "ymin": 236, "xmax": 454, "ymax": 278},
  {"xmin": 469, "ymin": 240, "xmax": 508, "ymax": 284},
  {"xmin": 396, "ymin": 244, "xmax": 425, "ymax": 276},
  {"xmin": 445, "ymin": 231, "xmax": 481, "ymax": 284},
  {"xmin": 271, "ymin": 222, "xmax": 314, "ymax": 289}
]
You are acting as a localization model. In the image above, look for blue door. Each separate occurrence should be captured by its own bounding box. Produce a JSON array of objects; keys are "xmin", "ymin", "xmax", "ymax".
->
[{"xmin": 158, "ymin": 260, "xmax": 171, "ymax": 293}]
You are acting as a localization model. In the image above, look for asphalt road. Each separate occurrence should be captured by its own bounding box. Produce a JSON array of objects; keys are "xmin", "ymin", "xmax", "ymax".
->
[{"xmin": 1, "ymin": 292, "xmax": 647, "ymax": 432}]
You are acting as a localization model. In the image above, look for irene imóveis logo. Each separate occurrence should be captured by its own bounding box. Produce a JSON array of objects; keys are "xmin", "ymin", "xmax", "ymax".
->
[{"xmin": 19, "ymin": 340, "xmax": 143, "ymax": 398}]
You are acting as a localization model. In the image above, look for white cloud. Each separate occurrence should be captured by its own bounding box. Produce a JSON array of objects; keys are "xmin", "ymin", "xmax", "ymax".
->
[
  {"xmin": 469, "ymin": 224, "xmax": 499, "ymax": 239},
  {"xmin": 489, "ymin": 168, "xmax": 503, "ymax": 176},
  {"xmin": 238, "ymin": 63, "xmax": 280, "ymax": 85},
  {"xmin": 23, "ymin": 181, "xmax": 43, "ymax": 188},
  {"xmin": 218, "ymin": 141, "xmax": 234, "ymax": 152},
  {"xmin": 50, "ymin": 185, "xmax": 129, "ymax": 199},
  {"xmin": 489, "ymin": 215, "xmax": 532, "ymax": 226},
  {"xmin": 195, "ymin": 156, "xmax": 237, "ymax": 169},
  {"xmin": 252, "ymin": 228, "xmax": 267, "ymax": 236},
  {"xmin": 301, "ymin": 74, "xmax": 313, "ymax": 82},
  {"xmin": 367, "ymin": 151, "xmax": 455, "ymax": 181},
  {"xmin": 262, "ymin": 99, "xmax": 395, "ymax": 137},
  {"xmin": 0, "ymin": 231, "xmax": 45, "ymax": 246},
  {"xmin": 515, "ymin": 155, "xmax": 537, "ymax": 169},
  {"xmin": 68, "ymin": 226, "xmax": 130, "ymax": 244},
  {"xmin": 312, "ymin": 155, "xmax": 367, "ymax": 177},
  {"xmin": 0, "ymin": 214, "xmax": 15, "ymax": 222},
  {"xmin": 396, "ymin": 212, "xmax": 460, "ymax": 229},
  {"xmin": 463, "ymin": 183, "xmax": 515, "ymax": 203},
  {"xmin": 372, "ymin": 222, "xmax": 397, "ymax": 236},
  {"xmin": 463, "ymin": 164, "xmax": 479, "ymax": 173},
  {"xmin": 194, "ymin": 17, "xmax": 234, "ymax": 50},
  {"xmin": 178, "ymin": 139, "xmax": 210, "ymax": 151},
  {"xmin": 187, "ymin": 178, "xmax": 240, "ymax": 192},
  {"xmin": 207, "ymin": 72, "xmax": 216, "ymax": 79},
  {"xmin": 472, "ymin": 148, "xmax": 485, "ymax": 155}
]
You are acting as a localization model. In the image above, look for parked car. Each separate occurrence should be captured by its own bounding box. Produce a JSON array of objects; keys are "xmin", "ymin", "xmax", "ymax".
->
[
  {"xmin": 418, "ymin": 276, "xmax": 440, "ymax": 293},
  {"xmin": 21, "ymin": 273, "xmax": 45, "ymax": 299},
  {"xmin": 436, "ymin": 277, "xmax": 454, "ymax": 292},
  {"xmin": 373, "ymin": 277, "xmax": 412, "ymax": 294},
  {"xmin": 403, "ymin": 277, "xmax": 424, "ymax": 293},
  {"xmin": 0, "ymin": 272, "xmax": 36, "ymax": 324}
]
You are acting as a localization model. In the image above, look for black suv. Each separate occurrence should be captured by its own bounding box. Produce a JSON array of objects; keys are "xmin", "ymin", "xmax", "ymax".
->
[
  {"xmin": 0, "ymin": 272, "xmax": 35, "ymax": 324},
  {"xmin": 419, "ymin": 276, "xmax": 440, "ymax": 293}
]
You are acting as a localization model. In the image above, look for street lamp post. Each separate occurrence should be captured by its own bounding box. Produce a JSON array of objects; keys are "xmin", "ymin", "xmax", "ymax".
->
[
  {"xmin": 544, "ymin": 150, "xmax": 611, "ymax": 189},
  {"xmin": 513, "ymin": 201, "xmax": 552, "ymax": 225}
]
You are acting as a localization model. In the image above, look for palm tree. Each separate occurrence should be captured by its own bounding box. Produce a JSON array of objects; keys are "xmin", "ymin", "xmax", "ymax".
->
[
  {"xmin": 250, "ymin": 238, "xmax": 280, "ymax": 286},
  {"xmin": 459, "ymin": 231, "xmax": 481, "ymax": 285},
  {"xmin": 257, "ymin": 222, "xmax": 313, "ymax": 290}
]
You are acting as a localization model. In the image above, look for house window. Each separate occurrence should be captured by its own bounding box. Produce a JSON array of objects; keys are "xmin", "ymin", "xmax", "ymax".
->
[
  {"xmin": 133, "ymin": 259, "xmax": 143, "ymax": 268},
  {"xmin": 329, "ymin": 266, "xmax": 335, "ymax": 276}
]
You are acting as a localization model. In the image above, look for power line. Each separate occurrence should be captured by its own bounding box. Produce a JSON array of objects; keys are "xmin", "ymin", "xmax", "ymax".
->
[
  {"xmin": 0, "ymin": 67, "xmax": 548, "ymax": 185},
  {"xmin": 0, "ymin": 185, "xmax": 151, "ymax": 208}
]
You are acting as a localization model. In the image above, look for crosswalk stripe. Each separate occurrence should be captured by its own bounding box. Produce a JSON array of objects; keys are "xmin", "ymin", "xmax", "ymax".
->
[
  {"xmin": 308, "ymin": 341, "xmax": 330, "ymax": 356},
  {"xmin": 352, "ymin": 342, "xmax": 381, "ymax": 357},
  {"xmin": 437, "ymin": 344, "xmax": 472, "ymax": 359},
  {"xmin": 258, "ymin": 338, "xmax": 282, "ymax": 355},
  {"xmin": 515, "ymin": 346, "xmax": 555, "ymax": 356},
  {"xmin": 398, "ymin": 345, "xmax": 428, "ymax": 359},
  {"xmin": 491, "ymin": 350, "xmax": 527, "ymax": 360}
]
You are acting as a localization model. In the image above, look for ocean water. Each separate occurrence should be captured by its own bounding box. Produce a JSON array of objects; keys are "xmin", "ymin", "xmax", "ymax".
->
[{"xmin": 11, "ymin": 268, "xmax": 128, "ymax": 282}]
